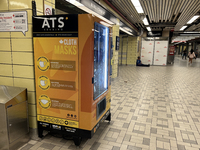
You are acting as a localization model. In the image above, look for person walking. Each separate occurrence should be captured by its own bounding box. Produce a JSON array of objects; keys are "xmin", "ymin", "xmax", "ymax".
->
[
  {"xmin": 182, "ymin": 49, "xmax": 187, "ymax": 59},
  {"xmin": 188, "ymin": 49, "xmax": 196, "ymax": 64}
]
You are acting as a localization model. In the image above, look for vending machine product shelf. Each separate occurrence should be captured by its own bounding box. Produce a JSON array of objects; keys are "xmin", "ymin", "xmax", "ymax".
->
[{"xmin": 33, "ymin": 14, "xmax": 112, "ymax": 146}]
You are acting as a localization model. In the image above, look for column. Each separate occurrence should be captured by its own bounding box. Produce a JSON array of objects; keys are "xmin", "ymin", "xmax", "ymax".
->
[{"xmin": 111, "ymin": 25, "xmax": 119, "ymax": 79}]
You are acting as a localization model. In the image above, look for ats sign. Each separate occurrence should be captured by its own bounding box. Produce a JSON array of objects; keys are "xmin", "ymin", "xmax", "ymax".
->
[{"xmin": 32, "ymin": 14, "xmax": 78, "ymax": 35}]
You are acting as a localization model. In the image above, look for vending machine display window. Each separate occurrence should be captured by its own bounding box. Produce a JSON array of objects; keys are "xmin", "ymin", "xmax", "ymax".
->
[{"xmin": 93, "ymin": 22, "xmax": 109, "ymax": 100}]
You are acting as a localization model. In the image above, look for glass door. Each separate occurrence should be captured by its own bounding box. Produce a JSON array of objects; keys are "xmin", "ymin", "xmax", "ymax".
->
[{"xmin": 93, "ymin": 22, "xmax": 109, "ymax": 100}]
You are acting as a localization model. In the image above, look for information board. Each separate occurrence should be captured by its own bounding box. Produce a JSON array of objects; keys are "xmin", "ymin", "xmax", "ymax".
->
[{"xmin": 0, "ymin": 11, "xmax": 28, "ymax": 35}]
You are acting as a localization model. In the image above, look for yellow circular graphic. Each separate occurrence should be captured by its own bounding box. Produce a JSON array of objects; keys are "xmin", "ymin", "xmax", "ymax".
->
[
  {"xmin": 39, "ymin": 95, "xmax": 51, "ymax": 109},
  {"xmin": 38, "ymin": 75, "xmax": 50, "ymax": 90},
  {"xmin": 37, "ymin": 56, "xmax": 50, "ymax": 71}
]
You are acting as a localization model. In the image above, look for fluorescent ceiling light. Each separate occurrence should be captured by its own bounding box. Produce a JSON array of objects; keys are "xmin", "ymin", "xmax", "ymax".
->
[
  {"xmin": 131, "ymin": 0, "xmax": 144, "ymax": 13},
  {"xmin": 143, "ymin": 18, "xmax": 149, "ymax": 25},
  {"xmin": 180, "ymin": 26, "xmax": 187, "ymax": 31},
  {"xmin": 120, "ymin": 27, "xmax": 133, "ymax": 35},
  {"xmin": 123, "ymin": 27, "xmax": 132, "ymax": 32},
  {"xmin": 184, "ymin": 32, "xmax": 200, "ymax": 33},
  {"xmin": 100, "ymin": 21, "xmax": 112, "ymax": 27},
  {"xmin": 187, "ymin": 16, "xmax": 199, "ymax": 24},
  {"xmin": 147, "ymin": 27, "xmax": 151, "ymax": 31},
  {"xmin": 66, "ymin": 0, "xmax": 114, "ymax": 25},
  {"xmin": 65, "ymin": 0, "xmax": 84, "ymax": 6}
]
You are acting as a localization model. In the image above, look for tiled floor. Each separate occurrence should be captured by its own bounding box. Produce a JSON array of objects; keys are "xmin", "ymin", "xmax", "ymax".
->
[{"xmin": 19, "ymin": 56, "xmax": 200, "ymax": 150}]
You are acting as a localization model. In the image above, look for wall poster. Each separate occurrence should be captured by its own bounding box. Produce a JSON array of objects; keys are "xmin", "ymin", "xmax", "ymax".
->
[
  {"xmin": 141, "ymin": 38, "xmax": 168, "ymax": 66},
  {"xmin": 0, "ymin": 11, "xmax": 28, "ymax": 35},
  {"xmin": 141, "ymin": 39, "xmax": 154, "ymax": 65}
]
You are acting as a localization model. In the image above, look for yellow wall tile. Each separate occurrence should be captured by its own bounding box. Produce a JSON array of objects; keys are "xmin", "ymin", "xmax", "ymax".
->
[
  {"xmin": 12, "ymin": 39, "xmax": 32, "ymax": 51},
  {"xmin": 9, "ymin": 0, "xmax": 32, "ymax": 10},
  {"xmin": 35, "ymin": 0, "xmax": 44, "ymax": 13},
  {"xmin": 11, "ymin": 24, "xmax": 32, "ymax": 38},
  {"xmin": 52, "ymin": 0, "xmax": 55, "ymax": 5},
  {"xmin": 45, "ymin": 0, "xmax": 51, "ymax": 3},
  {"xmin": 0, "ymin": 39, "xmax": 11, "ymax": 51},
  {"xmin": 0, "ymin": 32, "xmax": 10, "ymax": 38},
  {"xmin": 13, "ymin": 65, "xmax": 34, "ymax": 78},
  {"xmin": 28, "ymin": 91, "xmax": 36, "ymax": 104},
  {"xmin": 14, "ymin": 77, "xmax": 35, "ymax": 91},
  {"xmin": 37, "ymin": 11, "xmax": 44, "ymax": 15},
  {"xmin": 0, "ymin": 0, "xmax": 8, "ymax": 10},
  {"xmin": 29, "ymin": 116, "xmax": 37, "ymax": 128},
  {"xmin": 13, "ymin": 52, "xmax": 34, "ymax": 65},
  {"xmin": 52, "ymin": 3, "xmax": 55, "ymax": 9},
  {"xmin": 0, "ymin": 52, "xmax": 11, "ymax": 64},
  {"xmin": 0, "ymin": 64, "xmax": 12, "ymax": 76},
  {"xmin": 27, "ymin": 10, "xmax": 32, "ymax": 24},
  {"xmin": 28, "ymin": 104, "xmax": 37, "ymax": 116},
  {"xmin": 0, "ymin": 76, "xmax": 13, "ymax": 86}
]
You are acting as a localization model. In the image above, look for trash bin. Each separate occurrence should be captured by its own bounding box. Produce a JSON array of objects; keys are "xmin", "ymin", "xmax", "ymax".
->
[{"xmin": 0, "ymin": 85, "xmax": 29, "ymax": 150}]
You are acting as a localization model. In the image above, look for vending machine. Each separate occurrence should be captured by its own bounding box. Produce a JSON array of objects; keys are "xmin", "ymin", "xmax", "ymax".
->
[{"xmin": 33, "ymin": 14, "xmax": 111, "ymax": 145}]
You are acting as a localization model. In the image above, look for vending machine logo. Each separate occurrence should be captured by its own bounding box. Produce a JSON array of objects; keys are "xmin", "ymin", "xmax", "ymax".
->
[
  {"xmin": 33, "ymin": 15, "xmax": 78, "ymax": 36},
  {"xmin": 164, "ymin": 46, "xmax": 167, "ymax": 48},
  {"xmin": 156, "ymin": 51, "xmax": 159, "ymax": 53},
  {"xmin": 163, "ymin": 55, "xmax": 166, "ymax": 57},
  {"xmin": 149, "ymin": 43, "xmax": 152, "ymax": 45},
  {"xmin": 37, "ymin": 56, "xmax": 50, "ymax": 71},
  {"xmin": 142, "ymin": 47, "xmax": 145, "ymax": 49},
  {"xmin": 41, "ymin": 17, "xmax": 64, "ymax": 29},
  {"xmin": 148, "ymin": 51, "xmax": 151, "ymax": 53},
  {"xmin": 157, "ymin": 42, "xmax": 160, "ymax": 44},
  {"xmin": 156, "ymin": 59, "xmax": 159, "ymax": 61}
]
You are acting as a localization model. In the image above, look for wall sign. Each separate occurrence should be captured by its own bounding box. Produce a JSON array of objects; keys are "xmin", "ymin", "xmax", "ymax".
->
[
  {"xmin": 0, "ymin": 11, "xmax": 28, "ymax": 35},
  {"xmin": 169, "ymin": 46, "xmax": 175, "ymax": 55},
  {"xmin": 32, "ymin": 14, "xmax": 78, "ymax": 37},
  {"xmin": 116, "ymin": 36, "xmax": 120, "ymax": 50},
  {"xmin": 44, "ymin": 4, "xmax": 52, "ymax": 15}
]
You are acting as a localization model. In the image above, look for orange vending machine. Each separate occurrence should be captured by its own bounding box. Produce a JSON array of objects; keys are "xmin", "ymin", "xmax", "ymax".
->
[{"xmin": 33, "ymin": 14, "xmax": 111, "ymax": 145}]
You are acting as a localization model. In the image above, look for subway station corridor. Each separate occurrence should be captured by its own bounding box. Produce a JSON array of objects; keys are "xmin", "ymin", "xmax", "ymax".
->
[{"xmin": 19, "ymin": 57, "xmax": 200, "ymax": 150}]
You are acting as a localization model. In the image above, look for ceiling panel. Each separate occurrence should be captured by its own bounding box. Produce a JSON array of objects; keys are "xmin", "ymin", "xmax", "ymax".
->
[{"xmin": 106, "ymin": 0, "xmax": 200, "ymax": 32}]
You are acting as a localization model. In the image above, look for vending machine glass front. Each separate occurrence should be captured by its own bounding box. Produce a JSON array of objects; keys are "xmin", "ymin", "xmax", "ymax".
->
[{"xmin": 93, "ymin": 22, "xmax": 109, "ymax": 100}]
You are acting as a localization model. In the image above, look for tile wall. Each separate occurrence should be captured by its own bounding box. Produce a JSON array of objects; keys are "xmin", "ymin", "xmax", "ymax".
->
[
  {"xmin": 118, "ymin": 36, "xmax": 140, "ymax": 65},
  {"xmin": 111, "ymin": 25, "xmax": 119, "ymax": 79},
  {"xmin": 0, "ymin": 0, "xmax": 55, "ymax": 139}
]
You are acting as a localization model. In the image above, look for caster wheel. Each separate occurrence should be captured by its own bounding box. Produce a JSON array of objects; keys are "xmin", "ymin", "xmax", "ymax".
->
[{"xmin": 73, "ymin": 136, "xmax": 82, "ymax": 146}]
